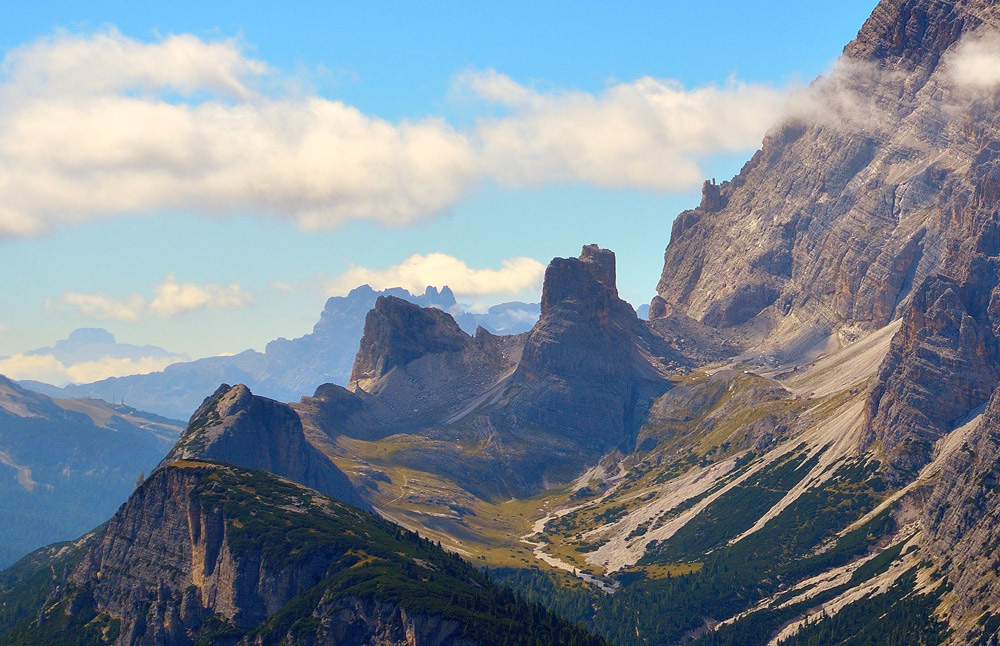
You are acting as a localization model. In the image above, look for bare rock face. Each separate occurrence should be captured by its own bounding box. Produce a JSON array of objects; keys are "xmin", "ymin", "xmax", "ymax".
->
[
  {"xmin": 345, "ymin": 297, "xmax": 525, "ymax": 435},
  {"xmin": 861, "ymin": 212, "xmax": 1000, "ymax": 477},
  {"xmin": 861, "ymin": 270, "xmax": 1000, "ymax": 476},
  {"xmin": 649, "ymin": 0, "xmax": 1000, "ymax": 487},
  {"xmin": 161, "ymin": 383, "xmax": 368, "ymax": 510},
  {"xmin": 71, "ymin": 466, "xmax": 258, "ymax": 644},
  {"xmin": 922, "ymin": 387, "xmax": 1000, "ymax": 640},
  {"xmin": 351, "ymin": 296, "xmax": 472, "ymax": 385},
  {"xmin": 652, "ymin": 0, "xmax": 1000, "ymax": 350},
  {"xmin": 507, "ymin": 245, "xmax": 680, "ymax": 452},
  {"xmin": 320, "ymin": 245, "xmax": 681, "ymax": 498},
  {"xmin": 63, "ymin": 464, "xmax": 478, "ymax": 645}
]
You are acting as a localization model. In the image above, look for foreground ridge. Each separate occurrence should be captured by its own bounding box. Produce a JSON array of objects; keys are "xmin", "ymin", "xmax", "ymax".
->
[{"xmin": 0, "ymin": 461, "xmax": 606, "ymax": 646}]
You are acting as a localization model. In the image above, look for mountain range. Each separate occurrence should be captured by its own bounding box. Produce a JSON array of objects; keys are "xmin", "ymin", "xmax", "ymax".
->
[
  {"xmin": 22, "ymin": 327, "xmax": 187, "ymax": 373},
  {"xmin": 5, "ymin": 0, "xmax": 1000, "ymax": 644},
  {"xmin": 26, "ymin": 286, "xmax": 540, "ymax": 421}
]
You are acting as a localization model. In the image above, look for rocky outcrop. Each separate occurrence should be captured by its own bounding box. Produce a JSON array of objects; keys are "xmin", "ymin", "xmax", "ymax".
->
[
  {"xmin": 645, "ymin": 0, "xmax": 1000, "ymax": 489},
  {"xmin": 350, "ymin": 296, "xmax": 473, "ymax": 385},
  {"xmin": 861, "ymin": 270, "xmax": 1000, "ymax": 476},
  {"xmin": 344, "ymin": 298, "xmax": 526, "ymax": 438},
  {"xmin": 314, "ymin": 245, "xmax": 681, "ymax": 498},
  {"xmin": 922, "ymin": 385, "xmax": 1000, "ymax": 641},
  {"xmin": 161, "ymin": 383, "xmax": 368, "ymax": 510},
  {"xmin": 505, "ymin": 245, "xmax": 680, "ymax": 452},
  {"xmin": 265, "ymin": 285, "xmax": 471, "ymax": 400},
  {"xmin": 37, "ymin": 285, "xmax": 536, "ymax": 421},
  {"xmin": 66, "ymin": 464, "xmax": 471, "ymax": 645},
  {"xmin": 859, "ymin": 208, "xmax": 1000, "ymax": 477}
]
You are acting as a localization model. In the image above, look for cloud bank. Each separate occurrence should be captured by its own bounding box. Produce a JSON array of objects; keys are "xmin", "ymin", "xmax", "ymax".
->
[
  {"xmin": 328, "ymin": 253, "xmax": 545, "ymax": 298},
  {"xmin": 464, "ymin": 70, "xmax": 788, "ymax": 191},
  {"xmin": 0, "ymin": 353, "xmax": 176, "ymax": 385},
  {"xmin": 50, "ymin": 274, "xmax": 251, "ymax": 322},
  {"xmin": 0, "ymin": 29, "xmax": 792, "ymax": 237}
]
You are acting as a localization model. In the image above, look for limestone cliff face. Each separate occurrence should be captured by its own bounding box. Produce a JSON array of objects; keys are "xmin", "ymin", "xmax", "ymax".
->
[
  {"xmin": 922, "ymin": 386, "xmax": 1000, "ymax": 640},
  {"xmin": 161, "ymin": 383, "xmax": 368, "ymax": 510},
  {"xmin": 639, "ymin": 1, "xmax": 1000, "ymax": 637},
  {"xmin": 6, "ymin": 463, "xmax": 602, "ymax": 646},
  {"xmin": 861, "ymin": 266, "xmax": 1000, "ymax": 476},
  {"xmin": 654, "ymin": 0, "xmax": 1000, "ymax": 347},
  {"xmin": 64, "ymin": 465, "xmax": 478, "ymax": 646},
  {"xmin": 72, "ymin": 466, "xmax": 261, "ymax": 644},
  {"xmin": 507, "ymin": 245, "xmax": 680, "ymax": 452},
  {"xmin": 350, "ymin": 296, "xmax": 473, "ymax": 385},
  {"xmin": 346, "ymin": 296, "xmax": 525, "ymax": 434},
  {"xmin": 651, "ymin": 0, "xmax": 1000, "ymax": 482},
  {"xmin": 329, "ymin": 246, "xmax": 680, "ymax": 498}
]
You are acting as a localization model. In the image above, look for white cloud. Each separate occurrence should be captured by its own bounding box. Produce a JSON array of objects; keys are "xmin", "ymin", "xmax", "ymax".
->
[
  {"xmin": 0, "ymin": 29, "xmax": 476, "ymax": 237},
  {"xmin": 57, "ymin": 292, "xmax": 147, "ymax": 323},
  {"xmin": 779, "ymin": 59, "xmax": 899, "ymax": 133},
  {"xmin": 149, "ymin": 275, "xmax": 250, "ymax": 316},
  {"xmin": 0, "ymin": 352, "xmax": 175, "ymax": 385},
  {"xmin": 4, "ymin": 28, "xmax": 268, "ymax": 99},
  {"xmin": 946, "ymin": 30, "xmax": 1000, "ymax": 90},
  {"xmin": 51, "ymin": 275, "xmax": 251, "ymax": 322},
  {"xmin": 328, "ymin": 253, "xmax": 545, "ymax": 298},
  {"xmin": 464, "ymin": 70, "xmax": 789, "ymax": 191},
  {"xmin": 0, "ymin": 29, "xmax": 796, "ymax": 238}
]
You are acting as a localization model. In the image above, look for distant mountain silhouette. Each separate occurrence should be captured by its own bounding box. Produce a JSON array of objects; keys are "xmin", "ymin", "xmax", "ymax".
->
[{"xmin": 26, "ymin": 286, "xmax": 539, "ymax": 420}]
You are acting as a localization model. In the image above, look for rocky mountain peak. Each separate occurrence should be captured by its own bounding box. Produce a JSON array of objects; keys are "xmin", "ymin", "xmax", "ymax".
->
[
  {"xmin": 64, "ymin": 327, "xmax": 116, "ymax": 345},
  {"xmin": 699, "ymin": 179, "xmax": 723, "ymax": 212},
  {"xmin": 423, "ymin": 284, "xmax": 456, "ymax": 303},
  {"xmin": 205, "ymin": 382, "xmax": 251, "ymax": 416},
  {"xmin": 652, "ymin": 0, "xmax": 1000, "ymax": 352},
  {"xmin": 161, "ymin": 383, "xmax": 367, "ymax": 509},
  {"xmin": 540, "ymin": 245, "xmax": 624, "ymax": 322},
  {"xmin": 844, "ymin": 0, "xmax": 995, "ymax": 67},
  {"xmin": 507, "ymin": 246, "xmax": 678, "ymax": 458},
  {"xmin": 3, "ymin": 460, "xmax": 602, "ymax": 646},
  {"xmin": 349, "ymin": 295, "xmax": 472, "ymax": 385},
  {"xmin": 579, "ymin": 244, "xmax": 617, "ymax": 294}
]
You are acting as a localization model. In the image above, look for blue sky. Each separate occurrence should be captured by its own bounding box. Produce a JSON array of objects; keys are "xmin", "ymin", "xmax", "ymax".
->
[{"xmin": 0, "ymin": 0, "xmax": 879, "ymax": 383}]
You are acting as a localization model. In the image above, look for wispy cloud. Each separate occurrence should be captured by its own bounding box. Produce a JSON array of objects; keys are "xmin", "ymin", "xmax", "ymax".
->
[
  {"xmin": 462, "ymin": 70, "xmax": 789, "ymax": 191},
  {"xmin": 148, "ymin": 275, "xmax": 251, "ymax": 316},
  {"xmin": 327, "ymin": 253, "xmax": 545, "ymax": 298},
  {"xmin": 4, "ymin": 29, "xmax": 268, "ymax": 99},
  {"xmin": 50, "ymin": 274, "xmax": 251, "ymax": 322},
  {"xmin": 0, "ymin": 28, "xmax": 794, "ymax": 238},
  {"xmin": 56, "ymin": 292, "xmax": 148, "ymax": 323},
  {"xmin": 0, "ymin": 352, "xmax": 176, "ymax": 385},
  {"xmin": 945, "ymin": 29, "xmax": 1000, "ymax": 91}
]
